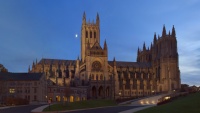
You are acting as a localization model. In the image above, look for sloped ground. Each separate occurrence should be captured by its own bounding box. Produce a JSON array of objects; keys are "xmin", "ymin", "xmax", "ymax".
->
[{"xmin": 135, "ymin": 92, "xmax": 200, "ymax": 113}]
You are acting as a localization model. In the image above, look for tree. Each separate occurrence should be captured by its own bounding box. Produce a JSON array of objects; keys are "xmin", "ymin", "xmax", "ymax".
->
[
  {"xmin": 0, "ymin": 64, "xmax": 8, "ymax": 72},
  {"xmin": 0, "ymin": 80, "xmax": 7, "ymax": 104},
  {"xmin": 64, "ymin": 86, "xmax": 72, "ymax": 105}
]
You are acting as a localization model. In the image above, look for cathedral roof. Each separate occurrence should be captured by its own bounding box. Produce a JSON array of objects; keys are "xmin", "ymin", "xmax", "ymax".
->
[
  {"xmin": 0, "ymin": 72, "xmax": 43, "ymax": 81},
  {"xmin": 108, "ymin": 61, "xmax": 151, "ymax": 68},
  {"xmin": 38, "ymin": 58, "xmax": 76, "ymax": 65}
]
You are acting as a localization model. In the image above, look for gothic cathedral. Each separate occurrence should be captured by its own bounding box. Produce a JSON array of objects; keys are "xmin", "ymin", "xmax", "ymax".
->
[{"xmin": 30, "ymin": 12, "xmax": 181, "ymax": 100}]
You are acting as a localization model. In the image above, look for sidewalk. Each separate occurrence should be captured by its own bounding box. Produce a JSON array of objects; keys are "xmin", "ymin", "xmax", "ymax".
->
[
  {"xmin": 119, "ymin": 105, "xmax": 156, "ymax": 113},
  {"xmin": 0, "ymin": 106, "xmax": 10, "ymax": 109},
  {"xmin": 31, "ymin": 104, "xmax": 49, "ymax": 113}
]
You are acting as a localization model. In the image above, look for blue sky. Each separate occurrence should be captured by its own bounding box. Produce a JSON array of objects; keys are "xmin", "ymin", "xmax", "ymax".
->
[{"xmin": 0, "ymin": 0, "xmax": 200, "ymax": 86}]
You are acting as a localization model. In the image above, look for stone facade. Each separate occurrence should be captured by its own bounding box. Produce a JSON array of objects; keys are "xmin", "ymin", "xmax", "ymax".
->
[
  {"xmin": 30, "ymin": 12, "xmax": 180, "ymax": 100},
  {"xmin": 0, "ymin": 73, "xmax": 47, "ymax": 104}
]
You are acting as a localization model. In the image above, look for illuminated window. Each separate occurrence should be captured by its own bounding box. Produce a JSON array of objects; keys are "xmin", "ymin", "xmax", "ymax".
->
[{"xmin": 9, "ymin": 88, "xmax": 15, "ymax": 93}]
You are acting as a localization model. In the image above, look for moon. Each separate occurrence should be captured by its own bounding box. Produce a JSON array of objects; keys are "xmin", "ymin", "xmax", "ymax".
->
[{"xmin": 75, "ymin": 34, "xmax": 78, "ymax": 38}]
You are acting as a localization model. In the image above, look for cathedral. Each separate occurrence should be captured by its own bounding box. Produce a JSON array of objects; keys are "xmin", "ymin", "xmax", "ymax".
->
[{"xmin": 30, "ymin": 12, "xmax": 181, "ymax": 101}]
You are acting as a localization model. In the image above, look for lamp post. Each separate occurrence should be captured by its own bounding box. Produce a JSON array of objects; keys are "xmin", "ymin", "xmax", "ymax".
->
[
  {"xmin": 152, "ymin": 90, "xmax": 154, "ymax": 95},
  {"xmin": 119, "ymin": 92, "xmax": 121, "ymax": 102}
]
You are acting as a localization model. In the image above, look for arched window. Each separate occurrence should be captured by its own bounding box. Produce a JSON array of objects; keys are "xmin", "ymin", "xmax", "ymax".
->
[
  {"xmin": 91, "ymin": 74, "xmax": 94, "ymax": 80},
  {"xmin": 90, "ymin": 31, "xmax": 92, "ymax": 38},
  {"xmin": 100, "ymin": 74, "xmax": 103, "ymax": 80},
  {"xmin": 86, "ymin": 31, "xmax": 88, "ymax": 38},
  {"xmin": 96, "ymin": 74, "xmax": 98, "ymax": 80},
  {"xmin": 94, "ymin": 31, "xmax": 96, "ymax": 38}
]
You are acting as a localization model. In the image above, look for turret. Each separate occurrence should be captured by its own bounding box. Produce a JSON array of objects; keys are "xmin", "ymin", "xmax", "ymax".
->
[
  {"xmin": 143, "ymin": 42, "xmax": 146, "ymax": 51},
  {"xmin": 137, "ymin": 47, "xmax": 140, "ymax": 62},
  {"xmin": 113, "ymin": 57, "xmax": 116, "ymax": 66},
  {"xmin": 162, "ymin": 25, "xmax": 166, "ymax": 37},
  {"xmin": 154, "ymin": 33, "xmax": 157, "ymax": 44},
  {"xmin": 28, "ymin": 65, "xmax": 30, "ymax": 72},
  {"xmin": 76, "ymin": 56, "xmax": 80, "ymax": 66},
  {"xmin": 32, "ymin": 61, "xmax": 35, "ymax": 68},
  {"xmin": 103, "ymin": 40, "xmax": 107, "ymax": 50}
]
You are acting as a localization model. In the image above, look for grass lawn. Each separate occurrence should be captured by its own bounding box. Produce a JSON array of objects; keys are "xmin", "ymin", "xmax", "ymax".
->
[
  {"xmin": 135, "ymin": 92, "xmax": 200, "ymax": 113},
  {"xmin": 43, "ymin": 99, "xmax": 117, "ymax": 112}
]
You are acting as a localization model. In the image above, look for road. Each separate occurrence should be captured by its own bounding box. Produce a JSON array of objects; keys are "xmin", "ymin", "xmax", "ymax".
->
[
  {"xmin": 64, "ymin": 105, "xmax": 143, "ymax": 113},
  {"xmin": 0, "ymin": 105, "xmax": 144, "ymax": 113},
  {"xmin": 0, "ymin": 104, "xmax": 44, "ymax": 113}
]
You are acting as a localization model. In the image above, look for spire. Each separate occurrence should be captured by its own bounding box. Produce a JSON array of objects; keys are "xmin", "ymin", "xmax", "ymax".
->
[
  {"xmin": 168, "ymin": 30, "xmax": 171, "ymax": 36},
  {"xmin": 96, "ymin": 13, "xmax": 100, "ymax": 25},
  {"xmin": 172, "ymin": 25, "xmax": 176, "ymax": 37},
  {"xmin": 76, "ymin": 56, "xmax": 79, "ymax": 67},
  {"xmin": 143, "ymin": 42, "xmax": 146, "ymax": 51},
  {"xmin": 137, "ymin": 47, "xmax": 140, "ymax": 54},
  {"xmin": 82, "ymin": 12, "xmax": 86, "ymax": 24},
  {"xmin": 36, "ymin": 58, "xmax": 37, "ymax": 64},
  {"xmin": 162, "ymin": 24, "xmax": 166, "ymax": 37},
  {"xmin": 28, "ymin": 65, "xmax": 30, "ymax": 72},
  {"xmin": 77, "ymin": 56, "xmax": 79, "ymax": 60},
  {"xmin": 32, "ymin": 61, "xmax": 35, "ymax": 68},
  {"xmin": 154, "ymin": 32, "xmax": 157, "ymax": 44},
  {"xmin": 113, "ymin": 57, "xmax": 116, "ymax": 66},
  {"xmin": 150, "ymin": 42, "xmax": 153, "ymax": 50},
  {"xmin": 103, "ymin": 40, "xmax": 107, "ymax": 50}
]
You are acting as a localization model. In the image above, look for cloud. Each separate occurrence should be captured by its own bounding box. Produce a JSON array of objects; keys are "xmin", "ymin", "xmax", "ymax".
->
[{"xmin": 177, "ymin": 18, "xmax": 200, "ymax": 86}]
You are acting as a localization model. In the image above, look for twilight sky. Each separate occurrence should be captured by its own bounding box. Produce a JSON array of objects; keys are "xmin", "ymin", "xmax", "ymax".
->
[{"xmin": 0, "ymin": 0, "xmax": 200, "ymax": 86}]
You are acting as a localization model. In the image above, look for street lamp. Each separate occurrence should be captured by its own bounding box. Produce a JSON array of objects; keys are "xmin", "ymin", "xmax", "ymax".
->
[
  {"xmin": 119, "ymin": 92, "xmax": 121, "ymax": 101},
  {"xmin": 152, "ymin": 90, "xmax": 154, "ymax": 95}
]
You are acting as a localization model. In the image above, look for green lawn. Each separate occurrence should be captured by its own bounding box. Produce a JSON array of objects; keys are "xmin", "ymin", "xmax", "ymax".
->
[
  {"xmin": 43, "ymin": 99, "xmax": 117, "ymax": 112},
  {"xmin": 135, "ymin": 92, "xmax": 200, "ymax": 113}
]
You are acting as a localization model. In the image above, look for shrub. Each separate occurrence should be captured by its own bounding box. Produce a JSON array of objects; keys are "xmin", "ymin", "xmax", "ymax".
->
[{"xmin": 5, "ymin": 97, "xmax": 29, "ymax": 105}]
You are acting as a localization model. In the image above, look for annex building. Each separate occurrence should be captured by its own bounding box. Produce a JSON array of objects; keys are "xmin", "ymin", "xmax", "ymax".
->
[
  {"xmin": 30, "ymin": 13, "xmax": 181, "ymax": 102},
  {"xmin": 0, "ymin": 72, "xmax": 47, "ymax": 104}
]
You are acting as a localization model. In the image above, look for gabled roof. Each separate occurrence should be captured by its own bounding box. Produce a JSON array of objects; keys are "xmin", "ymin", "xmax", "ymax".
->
[
  {"xmin": 108, "ymin": 61, "xmax": 151, "ymax": 68},
  {"xmin": 0, "ymin": 72, "xmax": 43, "ymax": 81},
  {"xmin": 90, "ymin": 42, "xmax": 102, "ymax": 50},
  {"xmin": 38, "ymin": 58, "xmax": 76, "ymax": 65}
]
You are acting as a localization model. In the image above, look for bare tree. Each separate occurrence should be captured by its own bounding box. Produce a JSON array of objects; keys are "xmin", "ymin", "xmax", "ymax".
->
[{"xmin": 64, "ymin": 86, "xmax": 72, "ymax": 105}]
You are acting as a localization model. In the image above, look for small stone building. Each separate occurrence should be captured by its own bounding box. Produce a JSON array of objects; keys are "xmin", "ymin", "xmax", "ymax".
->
[{"xmin": 0, "ymin": 73, "xmax": 47, "ymax": 104}]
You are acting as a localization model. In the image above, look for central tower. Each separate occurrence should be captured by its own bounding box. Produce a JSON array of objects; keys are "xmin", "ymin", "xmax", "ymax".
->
[{"xmin": 81, "ymin": 12, "xmax": 100, "ymax": 62}]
